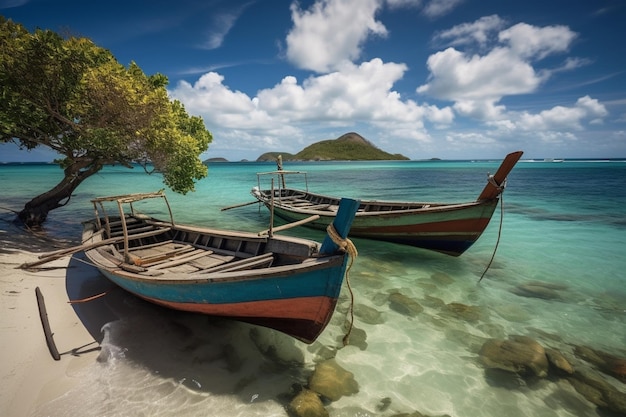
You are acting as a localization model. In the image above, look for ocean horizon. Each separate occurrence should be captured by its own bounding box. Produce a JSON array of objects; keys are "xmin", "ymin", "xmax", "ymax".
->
[{"xmin": 1, "ymin": 158, "xmax": 625, "ymax": 417}]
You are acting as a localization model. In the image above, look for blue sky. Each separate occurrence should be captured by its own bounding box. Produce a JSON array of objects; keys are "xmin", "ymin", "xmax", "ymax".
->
[{"xmin": 2, "ymin": 0, "xmax": 625, "ymax": 162}]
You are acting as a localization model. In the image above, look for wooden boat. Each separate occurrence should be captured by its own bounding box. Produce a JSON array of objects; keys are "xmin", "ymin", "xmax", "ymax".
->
[
  {"xmin": 79, "ymin": 191, "xmax": 359, "ymax": 343},
  {"xmin": 250, "ymin": 151, "xmax": 523, "ymax": 257}
]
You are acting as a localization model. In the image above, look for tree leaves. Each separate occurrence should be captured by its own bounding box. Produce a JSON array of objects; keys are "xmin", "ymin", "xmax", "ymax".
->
[{"xmin": 0, "ymin": 16, "xmax": 212, "ymax": 195}]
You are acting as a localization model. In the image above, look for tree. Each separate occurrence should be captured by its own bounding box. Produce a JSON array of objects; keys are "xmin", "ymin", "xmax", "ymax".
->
[{"xmin": 0, "ymin": 17, "xmax": 212, "ymax": 227}]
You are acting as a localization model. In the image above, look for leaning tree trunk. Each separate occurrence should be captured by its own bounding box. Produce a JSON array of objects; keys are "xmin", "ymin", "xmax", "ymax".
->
[{"xmin": 17, "ymin": 161, "xmax": 102, "ymax": 228}]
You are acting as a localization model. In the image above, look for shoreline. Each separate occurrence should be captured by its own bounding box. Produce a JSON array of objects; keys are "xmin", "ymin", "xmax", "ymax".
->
[{"xmin": 0, "ymin": 229, "xmax": 100, "ymax": 416}]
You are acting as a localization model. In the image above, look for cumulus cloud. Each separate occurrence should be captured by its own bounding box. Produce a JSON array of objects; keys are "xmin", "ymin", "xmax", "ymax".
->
[
  {"xmin": 486, "ymin": 96, "xmax": 608, "ymax": 132},
  {"xmin": 498, "ymin": 22, "xmax": 577, "ymax": 60},
  {"xmin": 286, "ymin": 0, "xmax": 387, "ymax": 72},
  {"xmin": 169, "ymin": 58, "xmax": 453, "ymax": 154},
  {"xmin": 418, "ymin": 17, "xmax": 580, "ymax": 121}
]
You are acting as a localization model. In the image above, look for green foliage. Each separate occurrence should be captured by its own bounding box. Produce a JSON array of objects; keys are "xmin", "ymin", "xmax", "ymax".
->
[
  {"xmin": 0, "ymin": 17, "xmax": 211, "ymax": 194},
  {"xmin": 294, "ymin": 133, "xmax": 409, "ymax": 161}
]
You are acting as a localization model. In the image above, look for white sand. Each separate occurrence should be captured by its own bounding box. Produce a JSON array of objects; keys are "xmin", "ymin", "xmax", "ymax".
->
[{"xmin": 0, "ymin": 247, "xmax": 99, "ymax": 416}]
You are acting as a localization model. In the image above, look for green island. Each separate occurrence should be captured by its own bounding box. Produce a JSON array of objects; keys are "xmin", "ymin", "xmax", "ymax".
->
[{"xmin": 206, "ymin": 132, "xmax": 409, "ymax": 162}]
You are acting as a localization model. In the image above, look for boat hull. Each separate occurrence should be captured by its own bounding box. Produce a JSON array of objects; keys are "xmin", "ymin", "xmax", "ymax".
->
[
  {"xmin": 93, "ymin": 256, "xmax": 347, "ymax": 343},
  {"xmin": 252, "ymin": 150, "xmax": 522, "ymax": 256},
  {"xmin": 80, "ymin": 193, "xmax": 359, "ymax": 344},
  {"xmin": 267, "ymin": 199, "xmax": 499, "ymax": 256}
]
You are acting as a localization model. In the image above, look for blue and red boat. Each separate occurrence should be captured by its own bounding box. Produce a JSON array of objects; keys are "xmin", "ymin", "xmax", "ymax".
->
[
  {"xmin": 251, "ymin": 151, "xmax": 523, "ymax": 256},
  {"xmin": 81, "ymin": 191, "xmax": 359, "ymax": 343}
]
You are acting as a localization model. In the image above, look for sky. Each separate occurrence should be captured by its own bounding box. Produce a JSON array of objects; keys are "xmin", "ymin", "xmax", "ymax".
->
[{"xmin": 2, "ymin": 0, "xmax": 626, "ymax": 162}]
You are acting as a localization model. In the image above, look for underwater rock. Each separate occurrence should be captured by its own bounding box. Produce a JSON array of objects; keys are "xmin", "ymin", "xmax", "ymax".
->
[
  {"xmin": 484, "ymin": 368, "xmax": 528, "ymax": 389},
  {"xmin": 479, "ymin": 335, "xmax": 549, "ymax": 378},
  {"xmin": 340, "ymin": 325, "xmax": 367, "ymax": 350},
  {"xmin": 574, "ymin": 345, "xmax": 626, "ymax": 383},
  {"xmin": 545, "ymin": 348, "xmax": 574, "ymax": 375},
  {"xmin": 567, "ymin": 368, "xmax": 626, "ymax": 415},
  {"xmin": 441, "ymin": 302, "xmax": 482, "ymax": 323},
  {"xmin": 289, "ymin": 389, "xmax": 329, "ymax": 417},
  {"xmin": 512, "ymin": 281, "xmax": 565, "ymax": 300},
  {"xmin": 420, "ymin": 295, "xmax": 445, "ymax": 309},
  {"xmin": 376, "ymin": 397, "xmax": 392, "ymax": 412},
  {"xmin": 353, "ymin": 303, "xmax": 385, "ymax": 325},
  {"xmin": 388, "ymin": 292, "xmax": 424, "ymax": 317},
  {"xmin": 309, "ymin": 359, "xmax": 359, "ymax": 401}
]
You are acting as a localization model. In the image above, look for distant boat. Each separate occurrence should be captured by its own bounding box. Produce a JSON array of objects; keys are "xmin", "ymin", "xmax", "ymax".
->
[
  {"xmin": 75, "ymin": 191, "xmax": 359, "ymax": 343},
  {"xmin": 543, "ymin": 158, "xmax": 564, "ymax": 163},
  {"xmin": 250, "ymin": 151, "xmax": 523, "ymax": 257}
]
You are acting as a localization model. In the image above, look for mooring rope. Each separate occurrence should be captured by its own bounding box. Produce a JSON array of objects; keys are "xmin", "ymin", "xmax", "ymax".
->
[
  {"xmin": 488, "ymin": 175, "xmax": 507, "ymax": 193},
  {"xmin": 326, "ymin": 224, "xmax": 358, "ymax": 346},
  {"xmin": 478, "ymin": 192, "xmax": 505, "ymax": 283}
]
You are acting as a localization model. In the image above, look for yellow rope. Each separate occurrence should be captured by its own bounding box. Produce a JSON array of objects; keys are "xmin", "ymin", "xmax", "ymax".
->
[{"xmin": 326, "ymin": 224, "xmax": 358, "ymax": 346}]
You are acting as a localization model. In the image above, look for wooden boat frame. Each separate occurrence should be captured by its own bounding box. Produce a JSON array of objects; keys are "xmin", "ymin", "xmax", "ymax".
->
[
  {"xmin": 251, "ymin": 151, "xmax": 523, "ymax": 256},
  {"xmin": 80, "ymin": 191, "xmax": 359, "ymax": 343}
]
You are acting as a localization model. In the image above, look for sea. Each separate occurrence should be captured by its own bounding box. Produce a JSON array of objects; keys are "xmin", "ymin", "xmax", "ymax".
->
[{"xmin": 1, "ymin": 158, "xmax": 625, "ymax": 417}]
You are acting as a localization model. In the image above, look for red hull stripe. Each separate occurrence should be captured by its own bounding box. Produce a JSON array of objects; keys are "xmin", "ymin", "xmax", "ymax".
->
[
  {"xmin": 142, "ymin": 295, "xmax": 337, "ymax": 343},
  {"xmin": 354, "ymin": 217, "xmax": 491, "ymax": 234},
  {"xmin": 143, "ymin": 295, "xmax": 335, "ymax": 322}
]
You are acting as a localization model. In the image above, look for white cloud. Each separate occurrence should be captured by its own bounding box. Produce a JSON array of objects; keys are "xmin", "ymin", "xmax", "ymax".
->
[
  {"xmin": 418, "ymin": 17, "xmax": 580, "ymax": 122},
  {"xmin": 286, "ymin": 0, "xmax": 387, "ymax": 72},
  {"xmin": 417, "ymin": 47, "xmax": 544, "ymax": 103},
  {"xmin": 498, "ymin": 96, "xmax": 608, "ymax": 132},
  {"xmin": 432, "ymin": 15, "xmax": 506, "ymax": 48},
  {"xmin": 498, "ymin": 23, "xmax": 577, "ymax": 60},
  {"xmin": 201, "ymin": 3, "xmax": 253, "ymax": 50},
  {"xmin": 422, "ymin": 0, "xmax": 465, "ymax": 19},
  {"xmin": 385, "ymin": 0, "xmax": 422, "ymax": 8},
  {"xmin": 169, "ymin": 58, "xmax": 454, "ymax": 156}
]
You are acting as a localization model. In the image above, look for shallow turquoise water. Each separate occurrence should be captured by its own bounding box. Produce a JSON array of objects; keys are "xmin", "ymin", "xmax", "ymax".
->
[{"xmin": 1, "ymin": 159, "xmax": 625, "ymax": 417}]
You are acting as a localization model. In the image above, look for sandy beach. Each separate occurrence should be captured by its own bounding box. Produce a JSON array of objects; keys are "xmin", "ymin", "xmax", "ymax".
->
[{"xmin": 0, "ymin": 224, "xmax": 100, "ymax": 417}]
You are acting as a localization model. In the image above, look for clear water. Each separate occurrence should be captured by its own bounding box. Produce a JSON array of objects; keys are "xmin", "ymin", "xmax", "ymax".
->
[{"xmin": 1, "ymin": 159, "xmax": 625, "ymax": 417}]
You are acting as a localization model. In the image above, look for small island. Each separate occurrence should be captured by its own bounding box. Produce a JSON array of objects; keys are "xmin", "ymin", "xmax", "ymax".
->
[{"xmin": 257, "ymin": 132, "xmax": 410, "ymax": 161}]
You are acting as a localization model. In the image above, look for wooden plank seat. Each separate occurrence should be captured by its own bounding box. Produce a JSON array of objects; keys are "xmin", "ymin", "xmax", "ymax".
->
[
  {"xmin": 150, "ymin": 249, "xmax": 217, "ymax": 270},
  {"xmin": 300, "ymin": 203, "xmax": 332, "ymax": 210},
  {"xmin": 199, "ymin": 252, "xmax": 274, "ymax": 274},
  {"xmin": 129, "ymin": 243, "xmax": 196, "ymax": 266}
]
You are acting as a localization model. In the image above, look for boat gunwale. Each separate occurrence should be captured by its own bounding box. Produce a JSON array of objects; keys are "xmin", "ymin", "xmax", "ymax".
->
[
  {"xmin": 254, "ymin": 187, "xmax": 494, "ymax": 217},
  {"xmin": 82, "ymin": 221, "xmax": 345, "ymax": 285}
]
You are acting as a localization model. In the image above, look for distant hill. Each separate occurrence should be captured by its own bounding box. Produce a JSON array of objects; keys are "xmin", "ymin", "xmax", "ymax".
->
[
  {"xmin": 256, "ymin": 152, "xmax": 296, "ymax": 162},
  {"xmin": 256, "ymin": 132, "xmax": 409, "ymax": 161}
]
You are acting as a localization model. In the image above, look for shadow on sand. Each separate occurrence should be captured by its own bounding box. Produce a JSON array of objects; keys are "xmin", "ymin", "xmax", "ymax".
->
[{"xmin": 64, "ymin": 252, "xmax": 314, "ymax": 403}]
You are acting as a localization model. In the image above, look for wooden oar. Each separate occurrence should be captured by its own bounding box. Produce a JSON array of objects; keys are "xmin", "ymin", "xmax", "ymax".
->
[
  {"xmin": 257, "ymin": 215, "xmax": 321, "ymax": 236},
  {"xmin": 220, "ymin": 200, "xmax": 260, "ymax": 211},
  {"xmin": 19, "ymin": 227, "xmax": 171, "ymax": 269},
  {"xmin": 19, "ymin": 237, "xmax": 124, "ymax": 269},
  {"xmin": 477, "ymin": 150, "xmax": 524, "ymax": 201}
]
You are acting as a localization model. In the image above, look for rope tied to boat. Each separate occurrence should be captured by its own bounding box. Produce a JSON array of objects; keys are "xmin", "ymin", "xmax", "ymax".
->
[
  {"xmin": 326, "ymin": 224, "xmax": 358, "ymax": 347},
  {"xmin": 478, "ymin": 191, "xmax": 506, "ymax": 283},
  {"xmin": 488, "ymin": 175, "xmax": 507, "ymax": 193},
  {"xmin": 326, "ymin": 224, "xmax": 358, "ymax": 259}
]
